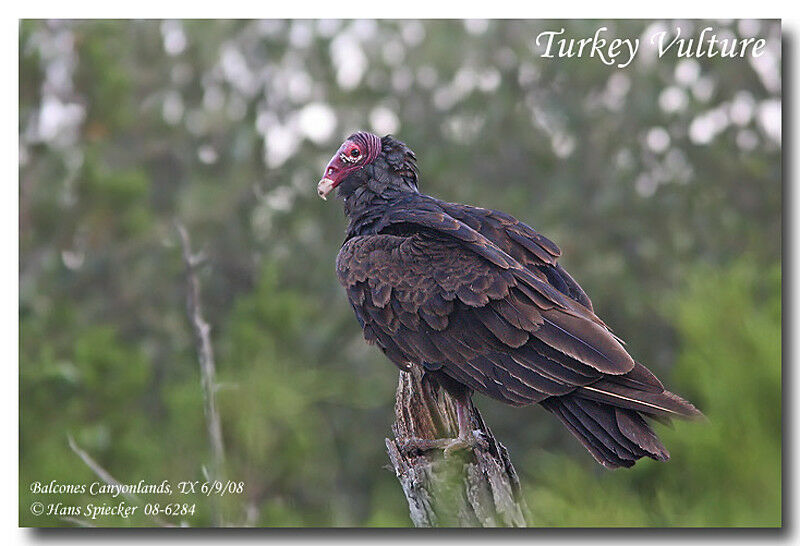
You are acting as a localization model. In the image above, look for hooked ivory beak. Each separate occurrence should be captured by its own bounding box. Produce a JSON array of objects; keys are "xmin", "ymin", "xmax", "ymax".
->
[{"xmin": 317, "ymin": 178, "xmax": 336, "ymax": 200}]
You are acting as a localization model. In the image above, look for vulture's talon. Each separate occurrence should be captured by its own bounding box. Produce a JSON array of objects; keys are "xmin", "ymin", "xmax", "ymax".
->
[
  {"xmin": 397, "ymin": 436, "xmax": 437, "ymax": 455},
  {"xmin": 442, "ymin": 437, "xmax": 476, "ymax": 458},
  {"xmin": 398, "ymin": 435, "xmax": 482, "ymax": 457}
]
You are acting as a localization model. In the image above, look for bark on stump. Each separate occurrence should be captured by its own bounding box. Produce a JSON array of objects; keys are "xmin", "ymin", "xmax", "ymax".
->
[{"xmin": 385, "ymin": 366, "xmax": 529, "ymax": 527}]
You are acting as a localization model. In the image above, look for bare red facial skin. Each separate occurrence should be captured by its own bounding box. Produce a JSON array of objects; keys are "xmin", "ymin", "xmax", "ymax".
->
[
  {"xmin": 317, "ymin": 141, "xmax": 364, "ymax": 199},
  {"xmin": 317, "ymin": 132, "xmax": 381, "ymax": 199}
]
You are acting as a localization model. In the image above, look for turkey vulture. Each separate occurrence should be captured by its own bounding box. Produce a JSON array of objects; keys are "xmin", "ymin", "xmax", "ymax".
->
[{"xmin": 318, "ymin": 132, "xmax": 701, "ymax": 468}]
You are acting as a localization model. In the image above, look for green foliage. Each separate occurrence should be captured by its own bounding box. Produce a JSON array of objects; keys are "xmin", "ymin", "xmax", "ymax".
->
[
  {"xmin": 524, "ymin": 259, "xmax": 781, "ymax": 527},
  {"xmin": 73, "ymin": 21, "xmax": 135, "ymax": 131},
  {"xmin": 20, "ymin": 321, "xmax": 155, "ymax": 526},
  {"xmin": 216, "ymin": 265, "xmax": 336, "ymax": 524}
]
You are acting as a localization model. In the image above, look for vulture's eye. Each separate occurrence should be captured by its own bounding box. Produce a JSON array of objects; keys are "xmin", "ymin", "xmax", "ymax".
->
[{"xmin": 350, "ymin": 149, "xmax": 360, "ymax": 158}]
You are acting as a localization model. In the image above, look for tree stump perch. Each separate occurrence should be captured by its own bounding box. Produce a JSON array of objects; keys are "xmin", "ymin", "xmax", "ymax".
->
[{"xmin": 385, "ymin": 366, "xmax": 529, "ymax": 527}]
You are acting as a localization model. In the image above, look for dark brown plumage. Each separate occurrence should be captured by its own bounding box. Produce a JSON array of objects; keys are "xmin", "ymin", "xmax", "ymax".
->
[{"xmin": 318, "ymin": 132, "xmax": 702, "ymax": 468}]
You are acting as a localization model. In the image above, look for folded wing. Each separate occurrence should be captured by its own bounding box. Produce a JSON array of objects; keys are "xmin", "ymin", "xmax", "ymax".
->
[{"xmin": 339, "ymin": 204, "xmax": 700, "ymax": 424}]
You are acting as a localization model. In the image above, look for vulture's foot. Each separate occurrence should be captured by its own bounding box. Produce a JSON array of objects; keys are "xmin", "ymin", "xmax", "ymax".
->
[
  {"xmin": 398, "ymin": 430, "xmax": 488, "ymax": 457},
  {"xmin": 398, "ymin": 384, "xmax": 489, "ymax": 457}
]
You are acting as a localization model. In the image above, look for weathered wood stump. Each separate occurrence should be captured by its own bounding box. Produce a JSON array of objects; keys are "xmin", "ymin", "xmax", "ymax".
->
[{"xmin": 385, "ymin": 366, "xmax": 529, "ymax": 527}]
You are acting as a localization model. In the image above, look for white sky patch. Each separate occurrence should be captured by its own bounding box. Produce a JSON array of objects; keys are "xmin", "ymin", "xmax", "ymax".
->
[
  {"xmin": 738, "ymin": 19, "xmax": 761, "ymax": 38},
  {"xmin": 61, "ymin": 248, "xmax": 85, "ymax": 271},
  {"xmin": 551, "ymin": 132, "xmax": 575, "ymax": 159},
  {"xmin": 44, "ymin": 55, "xmax": 74, "ymax": 93},
  {"xmin": 22, "ymin": 25, "xmax": 85, "ymax": 148},
  {"xmin": 256, "ymin": 109, "xmax": 275, "ymax": 136},
  {"xmin": 689, "ymin": 106, "xmax": 730, "ymax": 145},
  {"xmin": 262, "ymin": 68, "xmax": 287, "ymax": 103},
  {"xmin": 330, "ymin": 34, "xmax": 367, "ymax": 90},
  {"xmin": 464, "ymin": 19, "xmax": 489, "ymax": 35},
  {"xmin": 203, "ymin": 85, "xmax": 225, "ymax": 112},
  {"xmin": 317, "ymin": 19, "xmax": 342, "ymax": 38},
  {"xmin": 434, "ymin": 65, "xmax": 481, "ymax": 111},
  {"xmin": 638, "ymin": 21, "xmax": 667, "ymax": 66},
  {"xmin": 37, "ymin": 96, "xmax": 85, "ymax": 143},
  {"xmin": 443, "ymin": 114, "xmax": 485, "ymax": 144},
  {"xmin": 433, "ymin": 87, "xmax": 457, "ymax": 111},
  {"xmin": 352, "ymin": 20, "xmax": 378, "ymax": 41},
  {"xmin": 757, "ymin": 99, "xmax": 781, "ymax": 143},
  {"xmin": 749, "ymin": 44, "xmax": 781, "ymax": 94},
  {"xmin": 478, "ymin": 69, "xmax": 501, "ymax": 93},
  {"xmin": 674, "ymin": 59, "xmax": 701, "ymax": 87},
  {"xmin": 692, "ymin": 76, "xmax": 715, "ymax": 103},
  {"xmin": 646, "ymin": 127, "xmax": 671, "ymax": 154},
  {"xmin": 400, "ymin": 21, "xmax": 425, "ymax": 46},
  {"xmin": 517, "ymin": 62, "xmax": 539, "ymax": 86},
  {"xmin": 659, "ymin": 86, "xmax": 688, "ymax": 114},
  {"xmin": 615, "ymin": 148, "xmax": 634, "ymax": 171},
  {"xmin": 264, "ymin": 123, "xmax": 301, "ymax": 168},
  {"xmin": 603, "ymin": 72, "xmax": 631, "ymax": 111},
  {"xmin": 729, "ymin": 92, "xmax": 755, "ymax": 126},
  {"xmin": 454, "ymin": 67, "xmax": 478, "ymax": 91},
  {"xmin": 635, "ymin": 173, "xmax": 657, "ymax": 198},
  {"xmin": 370, "ymin": 106, "xmax": 400, "ymax": 135},
  {"xmin": 264, "ymin": 185, "xmax": 295, "ymax": 212},
  {"xmin": 161, "ymin": 20, "xmax": 187, "ymax": 56},
  {"xmin": 392, "ymin": 67, "xmax": 414, "ymax": 93},
  {"xmin": 298, "ymin": 102, "xmax": 337, "ymax": 144},
  {"xmin": 382, "ymin": 40, "xmax": 405, "ymax": 67},
  {"xmin": 220, "ymin": 44, "xmax": 259, "ymax": 98},
  {"xmin": 287, "ymin": 70, "xmax": 313, "ymax": 104},
  {"xmin": 316, "ymin": 19, "xmax": 341, "ymax": 38},
  {"xmin": 528, "ymin": 99, "xmax": 558, "ymax": 137},
  {"xmin": 289, "ymin": 20, "xmax": 314, "ymax": 48},
  {"xmin": 197, "ymin": 145, "xmax": 218, "ymax": 165},
  {"xmin": 162, "ymin": 90, "xmax": 184, "ymax": 125},
  {"xmin": 257, "ymin": 20, "xmax": 284, "ymax": 37}
]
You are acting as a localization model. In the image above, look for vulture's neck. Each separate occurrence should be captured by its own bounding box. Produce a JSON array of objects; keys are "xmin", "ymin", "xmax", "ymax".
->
[{"xmin": 342, "ymin": 173, "xmax": 420, "ymax": 241}]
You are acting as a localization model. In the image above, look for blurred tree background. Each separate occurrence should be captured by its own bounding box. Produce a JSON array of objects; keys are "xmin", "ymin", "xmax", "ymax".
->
[{"xmin": 19, "ymin": 19, "xmax": 781, "ymax": 527}]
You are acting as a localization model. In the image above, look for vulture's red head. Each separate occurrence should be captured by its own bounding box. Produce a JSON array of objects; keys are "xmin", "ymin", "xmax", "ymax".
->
[{"xmin": 317, "ymin": 132, "xmax": 382, "ymax": 200}]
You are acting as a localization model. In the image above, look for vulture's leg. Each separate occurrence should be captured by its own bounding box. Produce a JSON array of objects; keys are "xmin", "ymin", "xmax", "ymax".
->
[{"xmin": 398, "ymin": 372, "xmax": 489, "ymax": 456}]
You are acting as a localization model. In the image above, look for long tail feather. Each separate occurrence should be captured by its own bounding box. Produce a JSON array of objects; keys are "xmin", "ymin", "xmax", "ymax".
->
[
  {"xmin": 577, "ymin": 381, "xmax": 703, "ymax": 419},
  {"xmin": 542, "ymin": 395, "xmax": 670, "ymax": 469}
]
